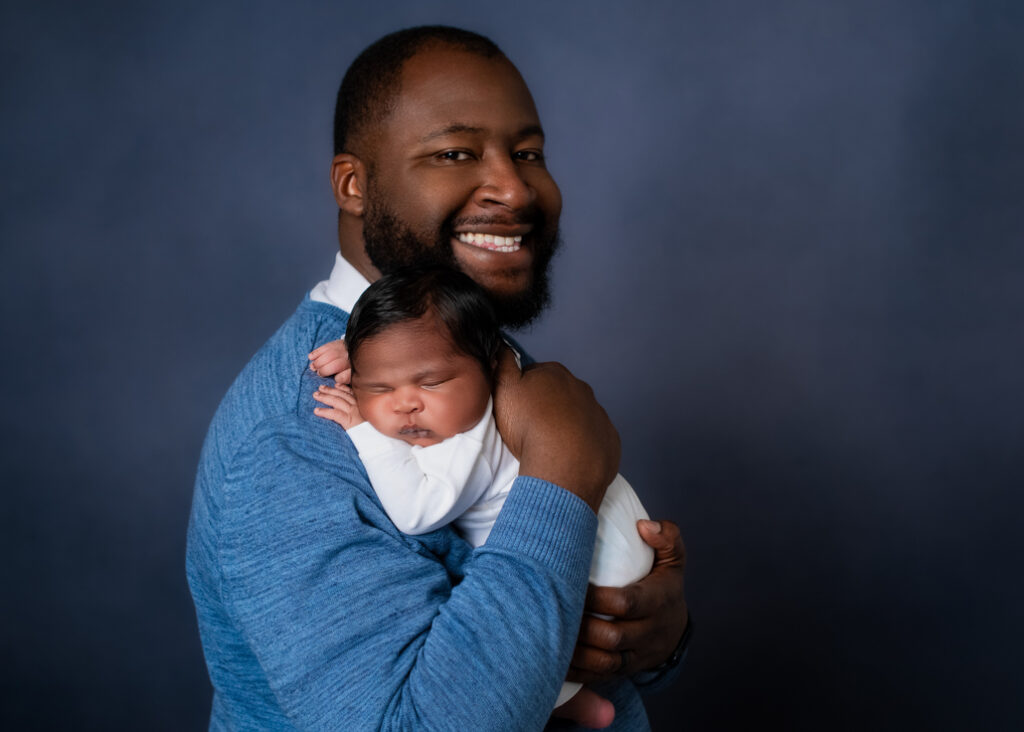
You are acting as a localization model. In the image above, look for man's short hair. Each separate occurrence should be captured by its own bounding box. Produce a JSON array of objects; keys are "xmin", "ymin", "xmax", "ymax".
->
[
  {"xmin": 333, "ymin": 26, "xmax": 504, "ymax": 156},
  {"xmin": 346, "ymin": 266, "xmax": 502, "ymax": 378}
]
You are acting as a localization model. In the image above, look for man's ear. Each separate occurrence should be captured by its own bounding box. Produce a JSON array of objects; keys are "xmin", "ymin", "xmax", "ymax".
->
[{"xmin": 330, "ymin": 153, "xmax": 366, "ymax": 216}]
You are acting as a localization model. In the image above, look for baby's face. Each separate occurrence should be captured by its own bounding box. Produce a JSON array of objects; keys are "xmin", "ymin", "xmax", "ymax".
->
[{"xmin": 350, "ymin": 314, "xmax": 491, "ymax": 447}]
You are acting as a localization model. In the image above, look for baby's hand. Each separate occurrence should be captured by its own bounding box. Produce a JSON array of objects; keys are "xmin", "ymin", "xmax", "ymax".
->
[
  {"xmin": 309, "ymin": 339, "xmax": 351, "ymax": 383},
  {"xmin": 313, "ymin": 384, "xmax": 365, "ymax": 430}
]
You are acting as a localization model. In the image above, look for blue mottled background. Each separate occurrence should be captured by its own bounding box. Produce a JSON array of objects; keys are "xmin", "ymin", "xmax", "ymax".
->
[{"xmin": 3, "ymin": 1, "xmax": 1022, "ymax": 729}]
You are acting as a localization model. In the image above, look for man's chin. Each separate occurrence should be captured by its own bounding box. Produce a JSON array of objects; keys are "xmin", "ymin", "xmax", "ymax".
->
[
  {"xmin": 485, "ymin": 278, "xmax": 550, "ymax": 330},
  {"xmin": 452, "ymin": 262, "xmax": 532, "ymax": 301},
  {"xmin": 362, "ymin": 208, "xmax": 555, "ymax": 328},
  {"xmin": 451, "ymin": 240, "xmax": 555, "ymax": 329}
]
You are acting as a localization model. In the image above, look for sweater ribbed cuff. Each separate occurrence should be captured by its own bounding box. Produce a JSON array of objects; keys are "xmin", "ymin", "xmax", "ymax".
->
[{"xmin": 483, "ymin": 476, "xmax": 598, "ymax": 589}]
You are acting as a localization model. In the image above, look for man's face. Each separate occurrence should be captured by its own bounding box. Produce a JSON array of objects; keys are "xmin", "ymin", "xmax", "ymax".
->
[{"xmin": 360, "ymin": 47, "xmax": 563, "ymax": 328}]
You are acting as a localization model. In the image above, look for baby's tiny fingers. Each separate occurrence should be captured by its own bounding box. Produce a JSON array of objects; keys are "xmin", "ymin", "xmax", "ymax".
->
[
  {"xmin": 315, "ymin": 391, "xmax": 358, "ymax": 412},
  {"xmin": 313, "ymin": 390, "xmax": 341, "ymax": 405},
  {"xmin": 321, "ymin": 357, "xmax": 349, "ymax": 376},
  {"xmin": 333, "ymin": 369, "xmax": 352, "ymax": 386},
  {"xmin": 321, "ymin": 384, "xmax": 355, "ymax": 399},
  {"xmin": 313, "ymin": 406, "xmax": 348, "ymax": 427}
]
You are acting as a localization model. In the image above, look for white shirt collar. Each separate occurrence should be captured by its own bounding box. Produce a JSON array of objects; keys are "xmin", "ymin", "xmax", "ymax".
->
[
  {"xmin": 309, "ymin": 252, "xmax": 371, "ymax": 314},
  {"xmin": 309, "ymin": 254, "xmax": 524, "ymax": 366}
]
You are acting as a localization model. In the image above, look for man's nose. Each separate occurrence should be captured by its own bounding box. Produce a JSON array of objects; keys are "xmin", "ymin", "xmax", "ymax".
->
[{"xmin": 474, "ymin": 155, "xmax": 535, "ymax": 211}]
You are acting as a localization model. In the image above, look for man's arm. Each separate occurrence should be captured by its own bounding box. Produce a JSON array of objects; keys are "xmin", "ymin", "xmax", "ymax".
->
[{"xmin": 210, "ymin": 357, "xmax": 620, "ymax": 730}]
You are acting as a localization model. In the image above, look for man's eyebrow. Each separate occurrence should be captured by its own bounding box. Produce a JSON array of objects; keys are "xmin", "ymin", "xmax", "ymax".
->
[
  {"xmin": 418, "ymin": 123, "xmax": 546, "ymax": 144},
  {"xmin": 420, "ymin": 124, "xmax": 484, "ymax": 143},
  {"xmin": 516, "ymin": 124, "xmax": 545, "ymax": 141}
]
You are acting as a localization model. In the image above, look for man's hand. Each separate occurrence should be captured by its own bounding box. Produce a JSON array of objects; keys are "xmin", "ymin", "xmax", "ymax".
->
[
  {"xmin": 309, "ymin": 339, "xmax": 352, "ymax": 383},
  {"xmin": 312, "ymin": 384, "xmax": 365, "ymax": 430},
  {"xmin": 568, "ymin": 519, "xmax": 688, "ymax": 682},
  {"xmin": 493, "ymin": 348, "xmax": 619, "ymax": 512}
]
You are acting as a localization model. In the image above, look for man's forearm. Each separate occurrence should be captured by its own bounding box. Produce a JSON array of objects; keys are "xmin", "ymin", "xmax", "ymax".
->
[{"xmin": 217, "ymin": 449, "xmax": 597, "ymax": 730}]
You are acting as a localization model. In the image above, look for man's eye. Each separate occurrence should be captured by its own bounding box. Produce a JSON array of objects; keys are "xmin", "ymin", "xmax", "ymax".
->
[
  {"xmin": 437, "ymin": 150, "xmax": 472, "ymax": 162},
  {"xmin": 514, "ymin": 149, "xmax": 543, "ymax": 162}
]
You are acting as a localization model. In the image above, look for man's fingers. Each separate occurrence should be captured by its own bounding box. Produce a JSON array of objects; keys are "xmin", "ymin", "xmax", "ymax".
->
[
  {"xmin": 577, "ymin": 614, "xmax": 628, "ymax": 651},
  {"xmin": 570, "ymin": 642, "xmax": 626, "ymax": 677},
  {"xmin": 570, "ymin": 618, "xmax": 661, "ymax": 680},
  {"xmin": 577, "ymin": 615, "xmax": 651, "ymax": 659},
  {"xmin": 571, "ymin": 517, "xmax": 689, "ymax": 681},
  {"xmin": 584, "ymin": 521, "xmax": 686, "ymax": 619},
  {"xmin": 585, "ymin": 582, "xmax": 647, "ymax": 620},
  {"xmin": 568, "ymin": 641, "xmax": 646, "ymax": 680},
  {"xmin": 637, "ymin": 519, "xmax": 686, "ymax": 568}
]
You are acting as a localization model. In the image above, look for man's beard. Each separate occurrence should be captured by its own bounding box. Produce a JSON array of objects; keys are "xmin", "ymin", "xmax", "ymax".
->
[{"xmin": 362, "ymin": 200, "xmax": 560, "ymax": 330}]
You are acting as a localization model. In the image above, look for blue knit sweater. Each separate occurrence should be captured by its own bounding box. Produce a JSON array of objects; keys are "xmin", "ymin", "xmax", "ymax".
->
[{"xmin": 186, "ymin": 296, "xmax": 652, "ymax": 730}]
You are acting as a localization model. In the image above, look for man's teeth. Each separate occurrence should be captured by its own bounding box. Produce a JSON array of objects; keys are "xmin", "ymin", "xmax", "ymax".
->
[{"xmin": 456, "ymin": 232, "xmax": 523, "ymax": 252}]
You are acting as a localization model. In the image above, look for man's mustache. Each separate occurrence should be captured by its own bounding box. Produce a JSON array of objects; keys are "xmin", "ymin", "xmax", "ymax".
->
[{"xmin": 449, "ymin": 212, "xmax": 545, "ymax": 229}]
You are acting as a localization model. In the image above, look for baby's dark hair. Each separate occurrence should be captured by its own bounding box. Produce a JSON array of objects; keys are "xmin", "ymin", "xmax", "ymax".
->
[{"xmin": 346, "ymin": 267, "xmax": 501, "ymax": 378}]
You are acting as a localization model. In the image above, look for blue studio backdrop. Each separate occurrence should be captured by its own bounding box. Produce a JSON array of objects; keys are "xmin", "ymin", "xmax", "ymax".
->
[{"xmin": 2, "ymin": 1, "xmax": 1023, "ymax": 730}]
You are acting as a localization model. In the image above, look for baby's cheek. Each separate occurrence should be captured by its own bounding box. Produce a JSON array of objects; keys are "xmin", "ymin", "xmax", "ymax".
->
[{"xmin": 356, "ymin": 397, "xmax": 383, "ymax": 425}]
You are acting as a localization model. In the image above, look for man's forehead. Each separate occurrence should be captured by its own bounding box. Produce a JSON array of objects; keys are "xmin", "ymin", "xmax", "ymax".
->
[
  {"xmin": 390, "ymin": 47, "xmax": 540, "ymax": 128},
  {"xmin": 418, "ymin": 122, "xmax": 545, "ymax": 145}
]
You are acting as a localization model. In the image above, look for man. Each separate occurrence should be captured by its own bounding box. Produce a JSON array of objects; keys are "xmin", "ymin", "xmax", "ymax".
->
[{"xmin": 187, "ymin": 26, "xmax": 689, "ymax": 731}]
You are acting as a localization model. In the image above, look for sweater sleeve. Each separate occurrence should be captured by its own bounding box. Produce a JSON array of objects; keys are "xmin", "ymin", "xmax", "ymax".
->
[
  {"xmin": 218, "ymin": 411, "xmax": 598, "ymax": 732},
  {"xmin": 346, "ymin": 421, "xmax": 488, "ymax": 536}
]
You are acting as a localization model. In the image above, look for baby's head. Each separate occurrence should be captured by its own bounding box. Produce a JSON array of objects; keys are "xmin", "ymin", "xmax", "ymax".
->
[{"xmin": 346, "ymin": 267, "xmax": 502, "ymax": 447}]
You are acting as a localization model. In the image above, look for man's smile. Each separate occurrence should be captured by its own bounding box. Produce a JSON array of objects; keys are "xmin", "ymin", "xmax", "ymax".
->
[{"xmin": 455, "ymin": 232, "xmax": 523, "ymax": 253}]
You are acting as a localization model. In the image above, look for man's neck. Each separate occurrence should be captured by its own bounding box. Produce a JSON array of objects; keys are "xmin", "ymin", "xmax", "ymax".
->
[{"xmin": 338, "ymin": 217, "xmax": 380, "ymax": 284}]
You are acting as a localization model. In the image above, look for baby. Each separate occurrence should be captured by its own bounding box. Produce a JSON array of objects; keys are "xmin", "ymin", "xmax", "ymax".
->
[{"xmin": 311, "ymin": 266, "xmax": 653, "ymax": 712}]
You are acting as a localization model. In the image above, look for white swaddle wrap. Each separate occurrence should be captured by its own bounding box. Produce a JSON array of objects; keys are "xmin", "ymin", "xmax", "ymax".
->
[{"xmin": 554, "ymin": 473, "xmax": 654, "ymax": 707}]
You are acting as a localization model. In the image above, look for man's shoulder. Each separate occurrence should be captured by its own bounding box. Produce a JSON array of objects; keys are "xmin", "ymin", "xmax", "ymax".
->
[
  {"xmin": 220, "ymin": 298, "xmax": 347, "ymax": 428},
  {"xmin": 197, "ymin": 297, "xmax": 351, "ymax": 485}
]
